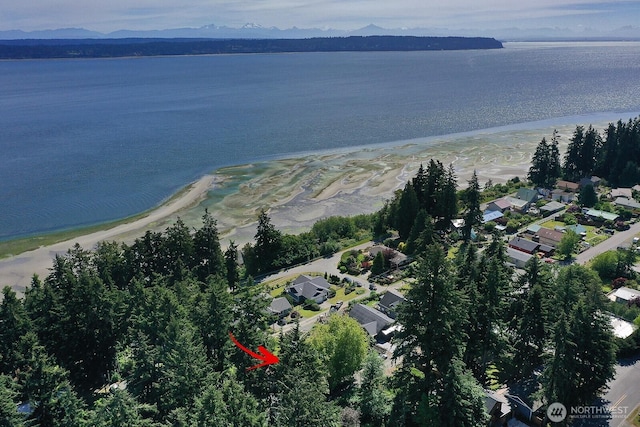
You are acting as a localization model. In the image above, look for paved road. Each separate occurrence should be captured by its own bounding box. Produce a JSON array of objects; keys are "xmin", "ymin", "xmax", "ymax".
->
[
  {"xmin": 573, "ymin": 356, "xmax": 640, "ymax": 427},
  {"xmin": 575, "ymin": 221, "xmax": 640, "ymax": 265}
]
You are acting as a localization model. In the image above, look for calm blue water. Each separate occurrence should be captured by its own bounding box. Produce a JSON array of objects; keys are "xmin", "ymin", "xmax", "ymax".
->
[{"xmin": 1, "ymin": 42, "xmax": 640, "ymax": 241}]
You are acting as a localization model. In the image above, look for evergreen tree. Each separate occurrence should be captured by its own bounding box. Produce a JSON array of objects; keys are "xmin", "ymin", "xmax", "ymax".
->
[
  {"xmin": 0, "ymin": 374, "xmax": 24, "ymax": 427},
  {"xmin": 439, "ymin": 358, "xmax": 488, "ymax": 427},
  {"xmin": 395, "ymin": 182, "xmax": 420, "ymax": 240},
  {"xmin": 224, "ymin": 240, "xmax": 240, "ymax": 291},
  {"xmin": 391, "ymin": 245, "xmax": 468, "ymax": 425},
  {"xmin": 579, "ymin": 183, "xmax": 597, "ymax": 207},
  {"xmin": 548, "ymin": 130, "xmax": 562, "ymax": 187},
  {"xmin": 190, "ymin": 371, "xmax": 266, "ymax": 427},
  {"xmin": 270, "ymin": 323, "xmax": 340, "ymax": 427},
  {"xmin": 528, "ymin": 137, "xmax": 551, "ymax": 188},
  {"xmin": 541, "ymin": 266, "xmax": 616, "ymax": 411},
  {"xmin": 193, "ymin": 210, "xmax": 225, "ymax": 281},
  {"xmin": 462, "ymin": 171, "xmax": 482, "ymax": 241},
  {"xmin": 371, "ymin": 251, "xmax": 386, "ymax": 276},
  {"xmin": 90, "ymin": 389, "xmax": 153, "ymax": 427},
  {"xmin": 563, "ymin": 125, "xmax": 585, "ymax": 181},
  {"xmin": 509, "ymin": 256, "xmax": 552, "ymax": 380},
  {"xmin": 358, "ymin": 351, "xmax": 392, "ymax": 426},
  {"xmin": 0, "ymin": 287, "xmax": 33, "ymax": 376},
  {"xmin": 253, "ymin": 209, "xmax": 283, "ymax": 273}
]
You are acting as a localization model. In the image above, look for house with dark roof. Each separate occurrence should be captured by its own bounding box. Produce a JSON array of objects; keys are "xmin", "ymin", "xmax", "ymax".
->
[
  {"xmin": 579, "ymin": 176, "xmax": 601, "ymax": 188},
  {"xmin": 508, "ymin": 237, "xmax": 540, "ymax": 255},
  {"xmin": 349, "ymin": 304, "xmax": 394, "ymax": 338},
  {"xmin": 377, "ymin": 289, "xmax": 406, "ymax": 319},
  {"xmin": 485, "ymin": 390, "xmax": 511, "ymax": 426},
  {"xmin": 286, "ymin": 275, "xmax": 331, "ymax": 304},
  {"xmin": 268, "ymin": 297, "xmax": 292, "ymax": 319}
]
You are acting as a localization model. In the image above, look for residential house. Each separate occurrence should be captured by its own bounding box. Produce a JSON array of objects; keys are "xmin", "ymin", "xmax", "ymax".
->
[
  {"xmin": 268, "ymin": 297, "xmax": 292, "ymax": 319},
  {"xmin": 556, "ymin": 180, "xmax": 580, "ymax": 192},
  {"xmin": 504, "ymin": 196, "xmax": 530, "ymax": 213},
  {"xmin": 551, "ymin": 189, "xmax": 575, "ymax": 203},
  {"xmin": 613, "ymin": 197, "xmax": 640, "ymax": 211},
  {"xmin": 566, "ymin": 224, "xmax": 587, "ymax": 236},
  {"xmin": 483, "ymin": 210, "xmax": 504, "ymax": 223},
  {"xmin": 525, "ymin": 224, "xmax": 541, "ymax": 235},
  {"xmin": 516, "ymin": 188, "xmax": 538, "ymax": 204},
  {"xmin": 485, "ymin": 390, "xmax": 511, "ymax": 427},
  {"xmin": 349, "ymin": 303, "xmax": 394, "ymax": 339},
  {"xmin": 507, "ymin": 247, "xmax": 533, "ymax": 269},
  {"xmin": 608, "ymin": 286, "xmax": 640, "ymax": 304},
  {"xmin": 487, "ymin": 198, "xmax": 512, "ymax": 213},
  {"xmin": 539, "ymin": 200, "xmax": 565, "ymax": 217},
  {"xmin": 534, "ymin": 228, "xmax": 564, "ymax": 247},
  {"xmin": 368, "ymin": 245, "xmax": 410, "ymax": 269},
  {"xmin": 377, "ymin": 289, "xmax": 406, "ymax": 319},
  {"xmin": 610, "ymin": 187, "xmax": 633, "ymax": 200},
  {"xmin": 508, "ymin": 237, "xmax": 540, "ymax": 255},
  {"xmin": 610, "ymin": 315, "xmax": 637, "ymax": 339},
  {"xmin": 286, "ymin": 275, "xmax": 331, "ymax": 304},
  {"xmin": 579, "ymin": 176, "xmax": 601, "ymax": 188},
  {"xmin": 585, "ymin": 209, "xmax": 619, "ymax": 222}
]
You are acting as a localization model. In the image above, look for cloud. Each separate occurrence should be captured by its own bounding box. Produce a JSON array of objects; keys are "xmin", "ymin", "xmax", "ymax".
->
[{"xmin": 0, "ymin": 0, "xmax": 637, "ymax": 32}]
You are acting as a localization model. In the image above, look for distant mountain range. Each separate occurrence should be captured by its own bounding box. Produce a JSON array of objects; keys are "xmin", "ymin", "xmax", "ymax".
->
[{"xmin": 2, "ymin": 23, "xmax": 640, "ymax": 41}]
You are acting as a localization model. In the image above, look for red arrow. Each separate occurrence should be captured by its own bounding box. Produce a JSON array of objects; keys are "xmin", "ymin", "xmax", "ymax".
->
[{"xmin": 229, "ymin": 331, "xmax": 279, "ymax": 371}]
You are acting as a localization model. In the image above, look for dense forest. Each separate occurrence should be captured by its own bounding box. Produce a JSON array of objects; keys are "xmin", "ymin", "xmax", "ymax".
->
[
  {"xmin": 0, "ymin": 36, "xmax": 503, "ymax": 59},
  {"xmin": 529, "ymin": 116, "xmax": 640, "ymax": 188},
  {"xmin": 3, "ymin": 116, "xmax": 640, "ymax": 426}
]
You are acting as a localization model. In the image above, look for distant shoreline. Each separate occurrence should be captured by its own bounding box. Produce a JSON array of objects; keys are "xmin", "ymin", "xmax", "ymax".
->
[{"xmin": 0, "ymin": 35, "xmax": 502, "ymax": 60}]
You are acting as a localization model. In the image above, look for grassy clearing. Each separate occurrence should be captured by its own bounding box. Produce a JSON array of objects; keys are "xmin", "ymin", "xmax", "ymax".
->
[
  {"xmin": 540, "ymin": 220, "xmax": 564, "ymax": 229},
  {"xmin": 328, "ymin": 286, "xmax": 362, "ymax": 304}
]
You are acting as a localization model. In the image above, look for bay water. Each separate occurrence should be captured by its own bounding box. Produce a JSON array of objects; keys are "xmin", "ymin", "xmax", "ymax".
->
[{"xmin": 1, "ymin": 41, "xmax": 640, "ymax": 241}]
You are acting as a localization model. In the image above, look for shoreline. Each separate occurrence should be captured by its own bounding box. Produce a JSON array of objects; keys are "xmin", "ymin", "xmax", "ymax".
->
[
  {"xmin": 1, "ymin": 113, "xmax": 638, "ymax": 295},
  {"xmin": 0, "ymin": 174, "xmax": 216, "ymax": 295}
]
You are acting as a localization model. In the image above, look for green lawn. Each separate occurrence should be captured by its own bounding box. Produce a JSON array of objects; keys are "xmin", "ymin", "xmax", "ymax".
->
[
  {"xmin": 540, "ymin": 220, "xmax": 564, "ymax": 229},
  {"xmin": 328, "ymin": 286, "xmax": 362, "ymax": 304}
]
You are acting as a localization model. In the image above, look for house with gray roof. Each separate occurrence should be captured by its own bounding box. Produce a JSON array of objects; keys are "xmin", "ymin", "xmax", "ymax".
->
[
  {"xmin": 516, "ymin": 188, "xmax": 538, "ymax": 204},
  {"xmin": 349, "ymin": 304, "xmax": 394, "ymax": 338},
  {"xmin": 507, "ymin": 247, "xmax": 533, "ymax": 269},
  {"xmin": 268, "ymin": 297, "xmax": 293, "ymax": 319},
  {"xmin": 504, "ymin": 196, "xmax": 530, "ymax": 213},
  {"xmin": 286, "ymin": 275, "xmax": 331, "ymax": 304},
  {"xmin": 487, "ymin": 198, "xmax": 511, "ymax": 213},
  {"xmin": 613, "ymin": 197, "xmax": 640, "ymax": 210},
  {"xmin": 608, "ymin": 286, "xmax": 640, "ymax": 304},
  {"xmin": 539, "ymin": 200, "xmax": 565, "ymax": 217},
  {"xmin": 378, "ymin": 289, "xmax": 406, "ymax": 319}
]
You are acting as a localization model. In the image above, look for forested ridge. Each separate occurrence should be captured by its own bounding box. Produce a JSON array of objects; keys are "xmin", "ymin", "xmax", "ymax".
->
[
  {"xmin": 0, "ymin": 36, "xmax": 502, "ymax": 59},
  {"xmin": 4, "ymin": 117, "xmax": 640, "ymax": 426}
]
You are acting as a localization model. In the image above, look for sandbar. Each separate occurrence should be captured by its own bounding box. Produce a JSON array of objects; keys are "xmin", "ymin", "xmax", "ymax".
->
[{"xmin": 0, "ymin": 116, "xmax": 626, "ymax": 295}]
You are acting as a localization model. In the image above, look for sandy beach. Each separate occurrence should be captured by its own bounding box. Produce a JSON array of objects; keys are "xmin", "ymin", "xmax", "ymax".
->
[
  {"xmin": 0, "ymin": 118, "xmax": 619, "ymax": 295},
  {"xmin": 0, "ymin": 175, "xmax": 216, "ymax": 295}
]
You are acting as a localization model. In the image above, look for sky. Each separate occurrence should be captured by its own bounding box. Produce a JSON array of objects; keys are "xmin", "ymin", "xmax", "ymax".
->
[{"xmin": 1, "ymin": 0, "xmax": 639, "ymax": 33}]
